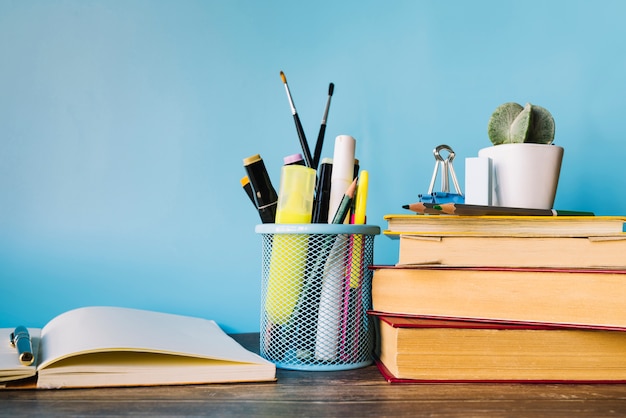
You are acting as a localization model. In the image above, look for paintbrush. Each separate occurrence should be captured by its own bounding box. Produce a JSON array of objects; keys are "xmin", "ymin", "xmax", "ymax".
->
[
  {"xmin": 280, "ymin": 71, "xmax": 313, "ymax": 168},
  {"xmin": 312, "ymin": 82, "xmax": 334, "ymax": 170}
]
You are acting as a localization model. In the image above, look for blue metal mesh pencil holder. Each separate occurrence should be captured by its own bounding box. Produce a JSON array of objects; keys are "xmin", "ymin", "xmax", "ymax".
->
[{"xmin": 255, "ymin": 224, "xmax": 380, "ymax": 371}]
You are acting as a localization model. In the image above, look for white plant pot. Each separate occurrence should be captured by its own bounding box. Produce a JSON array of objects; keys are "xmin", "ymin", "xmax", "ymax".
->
[{"xmin": 478, "ymin": 143, "xmax": 564, "ymax": 210}]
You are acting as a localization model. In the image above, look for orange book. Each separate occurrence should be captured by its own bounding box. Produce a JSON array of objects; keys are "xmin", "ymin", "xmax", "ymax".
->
[{"xmin": 371, "ymin": 265, "xmax": 626, "ymax": 329}]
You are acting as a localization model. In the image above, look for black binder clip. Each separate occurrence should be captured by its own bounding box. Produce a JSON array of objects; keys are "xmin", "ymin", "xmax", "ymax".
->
[{"xmin": 418, "ymin": 144, "xmax": 465, "ymax": 204}]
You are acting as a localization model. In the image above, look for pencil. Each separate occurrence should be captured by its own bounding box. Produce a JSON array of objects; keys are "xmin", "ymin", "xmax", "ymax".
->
[
  {"xmin": 312, "ymin": 82, "xmax": 334, "ymax": 170},
  {"xmin": 402, "ymin": 202, "xmax": 447, "ymax": 215},
  {"xmin": 280, "ymin": 71, "xmax": 313, "ymax": 168},
  {"xmin": 404, "ymin": 202, "xmax": 595, "ymax": 217},
  {"xmin": 331, "ymin": 178, "xmax": 357, "ymax": 224}
]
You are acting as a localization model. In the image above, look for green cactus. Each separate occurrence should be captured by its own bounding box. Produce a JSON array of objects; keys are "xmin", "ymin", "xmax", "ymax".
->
[{"xmin": 487, "ymin": 102, "xmax": 555, "ymax": 145}]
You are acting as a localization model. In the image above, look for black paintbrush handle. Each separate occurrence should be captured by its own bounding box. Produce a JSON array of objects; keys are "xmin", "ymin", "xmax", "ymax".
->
[
  {"xmin": 294, "ymin": 115, "xmax": 313, "ymax": 168},
  {"xmin": 313, "ymin": 124, "xmax": 326, "ymax": 170}
]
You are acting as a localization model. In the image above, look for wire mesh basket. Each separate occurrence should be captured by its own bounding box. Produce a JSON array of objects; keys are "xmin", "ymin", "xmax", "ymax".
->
[{"xmin": 255, "ymin": 224, "xmax": 380, "ymax": 370}]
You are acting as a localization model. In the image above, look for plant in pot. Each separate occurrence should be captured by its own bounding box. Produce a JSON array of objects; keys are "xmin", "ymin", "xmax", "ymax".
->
[{"xmin": 478, "ymin": 102, "xmax": 563, "ymax": 210}]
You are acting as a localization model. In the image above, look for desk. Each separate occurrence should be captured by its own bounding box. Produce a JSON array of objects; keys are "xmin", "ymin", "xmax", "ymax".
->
[{"xmin": 3, "ymin": 333, "xmax": 626, "ymax": 417}]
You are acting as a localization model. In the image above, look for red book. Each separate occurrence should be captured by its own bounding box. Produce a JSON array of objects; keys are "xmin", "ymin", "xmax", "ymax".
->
[{"xmin": 372, "ymin": 313, "xmax": 626, "ymax": 383}]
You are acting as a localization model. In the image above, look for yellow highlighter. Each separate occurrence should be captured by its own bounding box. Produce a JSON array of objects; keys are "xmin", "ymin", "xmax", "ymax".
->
[
  {"xmin": 348, "ymin": 170, "xmax": 368, "ymax": 288},
  {"xmin": 265, "ymin": 165, "xmax": 316, "ymax": 325},
  {"xmin": 353, "ymin": 170, "xmax": 368, "ymax": 224}
]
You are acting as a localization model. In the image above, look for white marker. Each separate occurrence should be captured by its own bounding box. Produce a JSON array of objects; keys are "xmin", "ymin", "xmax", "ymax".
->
[{"xmin": 327, "ymin": 135, "xmax": 356, "ymax": 224}]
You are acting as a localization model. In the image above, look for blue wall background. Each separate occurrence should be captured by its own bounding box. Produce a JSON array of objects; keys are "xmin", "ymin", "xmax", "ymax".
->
[{"xmin": 2, "ymin": 0, "xmax": 625, "ymax": 333}]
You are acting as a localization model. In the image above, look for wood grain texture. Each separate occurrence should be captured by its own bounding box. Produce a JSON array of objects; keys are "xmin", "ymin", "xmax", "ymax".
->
[{"xmin": 3, "ymin": 334, "xmax": 626, "ymax": 417}]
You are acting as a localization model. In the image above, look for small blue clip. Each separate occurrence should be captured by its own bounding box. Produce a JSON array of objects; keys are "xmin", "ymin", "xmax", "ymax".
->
[
  {"xmin": 418, "ymin": 144, "xmax": 465, "ymax": 205},
  {"xmin": 419, "ymin": 191, "xmax": 465, "ymax": 204}
]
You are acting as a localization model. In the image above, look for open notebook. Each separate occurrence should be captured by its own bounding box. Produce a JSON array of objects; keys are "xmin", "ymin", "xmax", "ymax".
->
[{"xmin": 1, "ymin": 306, "xmax": 276, "ymax": 389}]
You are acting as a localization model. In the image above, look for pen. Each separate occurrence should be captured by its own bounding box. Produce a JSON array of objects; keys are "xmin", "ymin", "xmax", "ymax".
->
[
  {"xmin": 341, "ymin": 171, "xmax": 368, "ymax": 361},
  {"xmin": 314, "ymin": 178, "xmax": 358, "ymax": 361},
  {"xmin": 10, "ymin": 326, "xmax": 34, "ymax": 366},
  {"xmin": 350, "ymin": 159, "xmax": 360, "ymax": 219},
  {"xmin": 307, "ymin": 177, "xmax": 357, "ymax": 302},
  {"xmin": 293, "ymin": 158, "xmax": 333, "ymax": 358}
]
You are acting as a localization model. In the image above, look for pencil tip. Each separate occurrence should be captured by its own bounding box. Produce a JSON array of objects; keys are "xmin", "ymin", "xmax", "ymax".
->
[
  {"xmin": 402, "ymin": 205, "xmax": 409, "ymax": 209},
  {"xmin": 329, "ymin": 82, "xmax": 334, "ymax": 96},
  {"xmin": 280, "ymin": 71, "xmax": 286, "ymax": 84},
  {"xmin": 348, "ymin": 177, "xmax": 358, "ymax": 197}
]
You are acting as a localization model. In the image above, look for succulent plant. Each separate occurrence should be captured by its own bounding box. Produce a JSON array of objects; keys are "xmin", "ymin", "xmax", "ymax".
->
[{"xmin": 487, "ymin": 102, "xmax": 555, "ymax": 145}]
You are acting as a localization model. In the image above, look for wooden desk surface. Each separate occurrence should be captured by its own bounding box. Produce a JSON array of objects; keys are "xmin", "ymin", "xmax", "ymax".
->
[{"xmin": 3, "ymin": 333, "xmax": 626, "ymax": 417}]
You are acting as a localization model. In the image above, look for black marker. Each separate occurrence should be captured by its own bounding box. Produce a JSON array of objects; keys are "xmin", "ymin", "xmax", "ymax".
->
[
  {"xmin": 312, "ymin": 158, "xmax": 333, "ymax": 223},
  {"xmin": 243, "ymin": 154, "xmax": 278, "ymax": 223},
  {"xmin": 240, "ymin": 176, "xmax": 256, "ymax": 208}
]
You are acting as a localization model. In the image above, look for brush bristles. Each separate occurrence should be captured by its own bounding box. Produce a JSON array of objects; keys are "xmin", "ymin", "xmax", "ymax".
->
[
  {"xmin": 329, "ymin": 82, "xmax": 334, "ymax": 96},
  {"xmin": 280, "ymin": 71, "xmax": 287, "ymax": 84}
]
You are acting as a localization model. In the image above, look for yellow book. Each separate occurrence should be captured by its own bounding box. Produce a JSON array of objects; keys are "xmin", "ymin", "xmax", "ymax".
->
[
  {"xmin": 397, "ymin": 234, "xmax": 626, "ymax": 268},
  {"xmin": 383, "ymin": 214, "xmax": 626, "ymax": 237}
]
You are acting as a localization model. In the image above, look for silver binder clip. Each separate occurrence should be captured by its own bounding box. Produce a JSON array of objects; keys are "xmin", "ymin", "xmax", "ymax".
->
[{"xmin": 419, "ymin": 144, "xmax": 465, "ymax": 204}]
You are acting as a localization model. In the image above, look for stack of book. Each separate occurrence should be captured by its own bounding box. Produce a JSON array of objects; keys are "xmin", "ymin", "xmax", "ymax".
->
[{"xmin": 371, "ymin": 212, "xmax": 626, "ymax": 383}]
